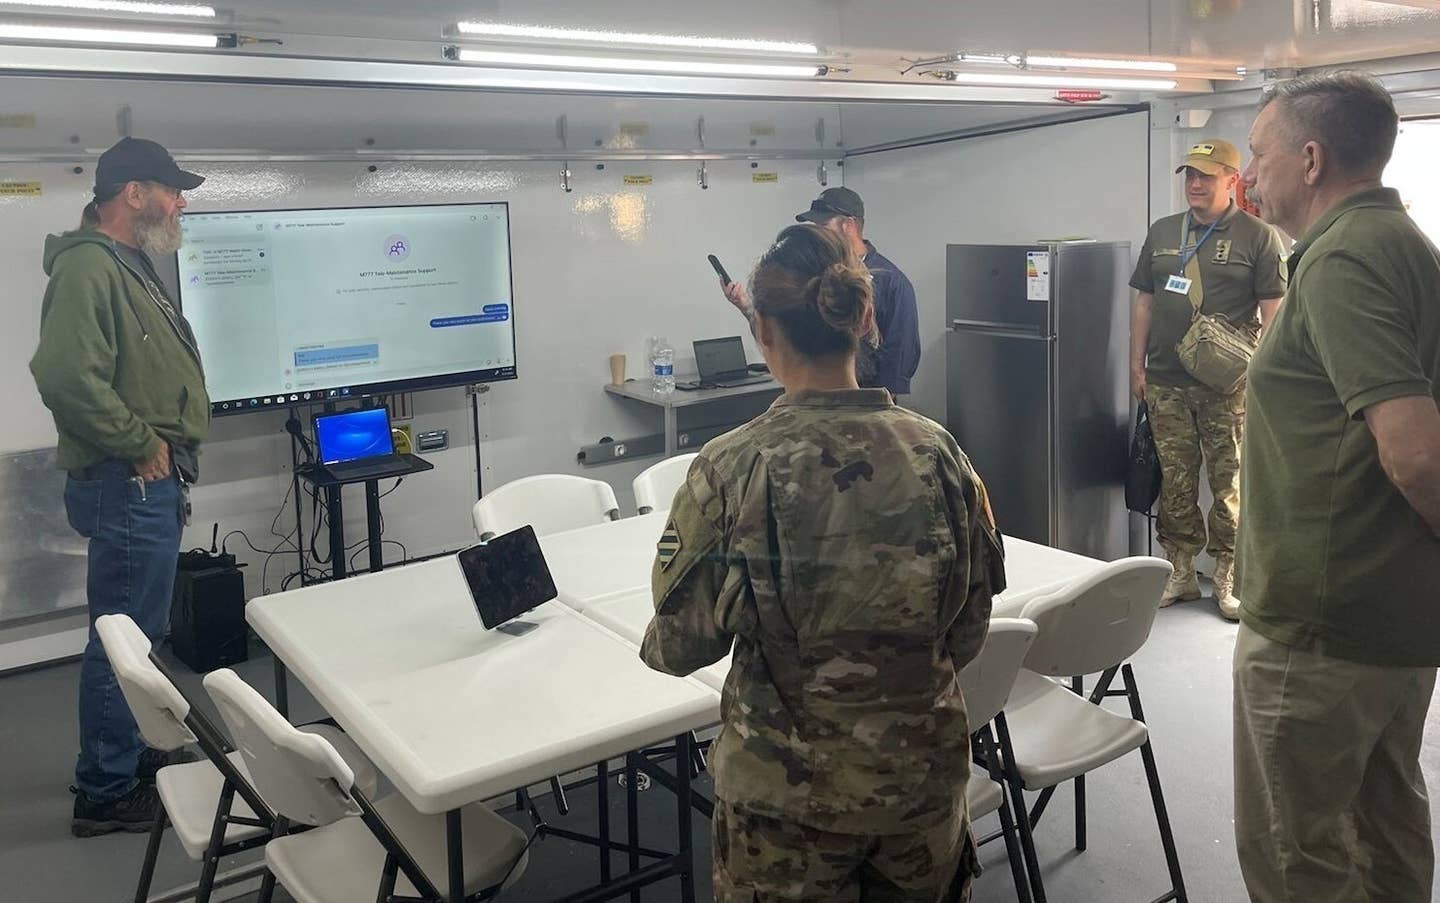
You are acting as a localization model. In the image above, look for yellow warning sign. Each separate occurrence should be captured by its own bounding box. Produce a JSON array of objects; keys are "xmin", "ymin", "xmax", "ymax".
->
[
  {"xmin": 0, "ymin": 114, "xmax": 36, "ymax": 128},
  {"xmin": 623, "ymin": 175, "xmax": 654, "ymax": 186},
  {"xmin": 749, "ymin": 123, "xmax": 776, "ymax": 136},
  {"xmin": 752, "ymin": 172, "xmax": 779, "ymax": 184},
  {"xmin": 619, "ymin": 122, "xmax": 650, "ymax": 137},
  {"xmin": 0, "ymin": 181, "xmax": 42, "ymax": 196}
]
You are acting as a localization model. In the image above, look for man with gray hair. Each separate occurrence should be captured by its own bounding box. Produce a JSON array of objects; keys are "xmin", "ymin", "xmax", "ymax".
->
[
  {"xmin": 31, "ymin": 137, "xmax": 210, "ymax": 836},
  {"xmin": 1234, "ymin": 71, "xmax": 1440, "ymax": 901}
]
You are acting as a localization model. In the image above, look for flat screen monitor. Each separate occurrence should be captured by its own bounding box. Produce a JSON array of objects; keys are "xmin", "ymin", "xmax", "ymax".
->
[{"xmin": 176, "ymin": 202, "xmax": 517, "ymax": 415}]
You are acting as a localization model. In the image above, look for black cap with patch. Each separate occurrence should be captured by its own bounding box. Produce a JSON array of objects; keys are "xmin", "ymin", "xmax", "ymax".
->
[
  {"xmin": 796, "ymin": 186, "xmax": 864, "ymax": 223},
  {"xmin": 95, "ymin": 137, "xmax": 204, "ymax": 192}
]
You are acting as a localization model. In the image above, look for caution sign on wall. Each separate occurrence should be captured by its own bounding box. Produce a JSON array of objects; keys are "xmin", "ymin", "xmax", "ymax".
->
[{"xmin": 0, "ymin": 181, "xmax": 42, "ymax": 196}]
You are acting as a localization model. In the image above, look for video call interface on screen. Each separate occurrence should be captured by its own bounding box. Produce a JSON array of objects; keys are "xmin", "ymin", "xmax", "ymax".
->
[{"xmin": 176, "ymin": 202, "xmax": 517, "ymax": 413}]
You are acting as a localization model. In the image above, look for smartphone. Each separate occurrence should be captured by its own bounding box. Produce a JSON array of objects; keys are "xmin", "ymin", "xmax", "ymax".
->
[
  {"xmin": 456, "ymin": 525, "xmax": 558, "ymax": 630},
  {"xmin": 707, "ymin": 254, "xmax": 732, "ymax": 286}
]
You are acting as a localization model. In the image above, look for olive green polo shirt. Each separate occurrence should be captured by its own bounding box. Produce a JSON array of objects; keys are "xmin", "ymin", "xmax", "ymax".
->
[
  {"xmin": 1237, "ymin": 187, "xmax": 1440, "ymax": 666},
  {"xmin": 1130, "ymin": 205, "xmax": 1288, "ymax": 388}
]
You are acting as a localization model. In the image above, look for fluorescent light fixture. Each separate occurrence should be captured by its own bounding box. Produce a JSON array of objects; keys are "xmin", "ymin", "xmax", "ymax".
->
[
  {"xmin": 1025, "ymin": 54, "xmax": 1179, "ymax": 72},
  {"xmin": 955, "ymin": 52, "xmax": 1019, "ymax": 66},
  {"xmin": 0, "ymin": 0, "xmax": 215, "ymax": 15},
  {"xmin": 945, "ymin": 70, "xmax": 1178, "ymax": 91},
  {"xmin": 455, "ymin": 21, "xmax": 818, "ymax": 55},
  {"xmin": 451, "ymin": 48, "xmax": 823, "ymax": 78},
  {"xmin": 0, "ymin": 21, "xmax": 219, "ymax": 46}
]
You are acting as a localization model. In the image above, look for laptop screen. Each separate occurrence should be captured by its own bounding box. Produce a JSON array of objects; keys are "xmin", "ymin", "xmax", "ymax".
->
[
  {"xmin": 314, "ymin": 408, "xmax": 395, "ymax": 465},
  {"xmin": 694, "ymin": 336, "xmax": 748, "ymax": 379},
  {"xmin": 457, "ymin": 526, "xmax": 558, "ymax": 629}
]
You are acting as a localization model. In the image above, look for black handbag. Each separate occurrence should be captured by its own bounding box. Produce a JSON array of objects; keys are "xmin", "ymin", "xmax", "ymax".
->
[{"xmin": 1126, "ymin": 400, "xmax": 1163, "ymax": 514}]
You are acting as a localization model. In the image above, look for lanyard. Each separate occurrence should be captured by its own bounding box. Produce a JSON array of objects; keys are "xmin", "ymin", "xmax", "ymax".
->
[{"xmin": 1178, "ymin": 211, "xmax": 1221, "ymax": 271}]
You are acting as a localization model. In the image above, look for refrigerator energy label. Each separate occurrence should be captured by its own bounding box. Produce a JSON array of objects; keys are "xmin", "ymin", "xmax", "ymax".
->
[{"xmin": 1026, "ymin": 251, "xmax": 1051, "ymax": 301}]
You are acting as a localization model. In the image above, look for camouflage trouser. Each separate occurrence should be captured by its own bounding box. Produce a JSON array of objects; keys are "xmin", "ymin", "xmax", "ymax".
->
[
  {"xmin": 1147, "ymin": 382, "xmax": 1245, "ymax": 559},
  {"xmin": 712, "ymin": 800, "xmax": 973, "ymax": 902}
]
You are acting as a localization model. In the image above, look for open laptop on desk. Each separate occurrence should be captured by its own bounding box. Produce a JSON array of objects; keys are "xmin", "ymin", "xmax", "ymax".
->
[
  {"xmin": 313, "ymin": 407, "xmax": 409, "ymax": 481},
  {"xmin": 694, "ymin": 336, "xmax": 772, "ymax": 388}
]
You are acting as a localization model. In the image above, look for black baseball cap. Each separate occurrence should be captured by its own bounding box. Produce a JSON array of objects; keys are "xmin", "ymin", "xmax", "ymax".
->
[
  {"xmin": 95, "ymin": 137, "xmax": 204, "ymax": 192},
  {"xmin": 796, "ymin": 187, "xmax": 864, "ymax": 223}
]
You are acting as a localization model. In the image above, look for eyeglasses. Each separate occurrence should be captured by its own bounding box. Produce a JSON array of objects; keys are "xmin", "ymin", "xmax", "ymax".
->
[{"xmin": 142, "ymin": 181, "xmax": 183, "ymax": 199}]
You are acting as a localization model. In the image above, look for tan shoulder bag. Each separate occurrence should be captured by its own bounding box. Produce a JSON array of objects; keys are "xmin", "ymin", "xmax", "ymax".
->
[{"xmin": 1174, "ymin": 216, "xmax": 1257, "ymax": 396}]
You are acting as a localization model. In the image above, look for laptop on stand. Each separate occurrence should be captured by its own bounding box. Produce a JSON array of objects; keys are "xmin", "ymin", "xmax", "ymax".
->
[
  {"xmin": 313, "ymin": 407, "xmax": 409, "ymax": 481},
  {"xmin": 693, "ymin": 336, "xmax": 771, "ymax": 388}
]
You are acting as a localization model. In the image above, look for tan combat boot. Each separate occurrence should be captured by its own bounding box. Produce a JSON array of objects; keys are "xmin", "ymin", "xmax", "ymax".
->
[
  {"xmin": 1160, "ymin": 551, "xmax": 1201, "ymax": 607},
  {"xmin": 1214, "ymin": 555, "xmax": 1240, "ymax": 621}
]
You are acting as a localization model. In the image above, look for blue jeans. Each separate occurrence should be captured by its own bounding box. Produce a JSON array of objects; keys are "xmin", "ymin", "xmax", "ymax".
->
[{"xmin": 65, "ymin": 459, "xmax": 184, "ymax": 802}]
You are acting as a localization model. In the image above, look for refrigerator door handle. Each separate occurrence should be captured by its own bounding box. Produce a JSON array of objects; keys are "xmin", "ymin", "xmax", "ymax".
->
[{"xmin": 949, "ymin": 318, "xmax": 1051, "ymax": 340}]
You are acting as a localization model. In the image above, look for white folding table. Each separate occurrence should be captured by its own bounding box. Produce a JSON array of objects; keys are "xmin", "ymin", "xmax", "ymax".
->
[
  {"xmin": 247, "ymin": 556, "xmax": 719, "ymax": 903},
  {"xmin": 993, "ymin": 536, "xmax": 1111, "ymax": 613},
  {"xmin": 540, "ymin": 511, "xmax": 668, "ymax": 607}
]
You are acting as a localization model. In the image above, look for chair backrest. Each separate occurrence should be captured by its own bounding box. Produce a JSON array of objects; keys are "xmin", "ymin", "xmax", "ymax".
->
[
  {"xmin": 957, "ymin": 618, "xmax": 1039, "ymax": 728},
  {"xmin": 203, "ymin": 669, "xmax": 361, "ymax": 827},
  {"xmin": 1019, "ymin": 556, "xmax": 1172, "ymax": 678},
  {"xmin": 95, "ymin": 614, "xmax": 196, "ymax": 751},
  {"xmin": 471, "ymin": 474, "xmax": 621, "ymax": 540},
  {"xmin": 632, "ymin": 453, "xmax": 698, "ymax": 515}
]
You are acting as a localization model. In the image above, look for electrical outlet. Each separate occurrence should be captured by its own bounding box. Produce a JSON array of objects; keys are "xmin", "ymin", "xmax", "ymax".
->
[{"xmin": 391, "ymin": 424, "xmax": 414, "ymax": 454}]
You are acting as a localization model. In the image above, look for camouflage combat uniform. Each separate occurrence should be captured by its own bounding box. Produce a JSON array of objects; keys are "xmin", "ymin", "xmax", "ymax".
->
[
  {"xmin": 639, "ymin": 388, "xmax": 1006, "ymax": 903},
  {"xmin": 1131, "ymin": 204, "xmax": 1288, "ymax": 561}
]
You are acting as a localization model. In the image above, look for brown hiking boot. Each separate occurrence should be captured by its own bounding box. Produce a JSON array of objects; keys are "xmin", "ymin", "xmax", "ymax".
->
[{"xmin": 1161, "ymin": 551, "xmax": 1201, "ymax": 607}]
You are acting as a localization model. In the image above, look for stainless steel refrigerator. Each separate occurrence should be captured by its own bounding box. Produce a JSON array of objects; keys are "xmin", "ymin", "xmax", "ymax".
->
[{"xmin": 945, "ymin": 241, "xmax": 1132, "ymax": 561}]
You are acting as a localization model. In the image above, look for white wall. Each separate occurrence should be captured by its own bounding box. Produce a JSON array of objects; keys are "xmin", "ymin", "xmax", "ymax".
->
[
  {"xmin": 0, "ymin": 155, "xmax": 825, "ymax": 655},
  {"xmin": 0, "ymin": 92, "xmax": 1159, "ymax": 666},
  {"xmin": 845, "ymin": 111, "xmax": 1153, "ymax": 421}
]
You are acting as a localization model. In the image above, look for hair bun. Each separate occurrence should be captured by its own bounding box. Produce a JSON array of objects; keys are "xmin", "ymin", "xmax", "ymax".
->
[{"xmin": 813, "ymin": 261, "xmax": 873, "ymax": 338}]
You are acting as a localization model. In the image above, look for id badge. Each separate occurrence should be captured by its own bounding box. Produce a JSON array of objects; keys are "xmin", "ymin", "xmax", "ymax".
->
[{"xmin": 1164, "ymin": 274, "xmax": 1193, "ymax": 295}]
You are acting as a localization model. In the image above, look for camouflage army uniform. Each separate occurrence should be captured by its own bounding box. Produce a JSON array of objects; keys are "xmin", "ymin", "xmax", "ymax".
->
[
  {"xmin": 1148, "ymin": 383, "xmax": 1244, "ymax": 559},
  {"xmin": 639, "ymin": 388, "xmax": 1006, "ymax": 903},
  {"xmin": 1130, "ymin": 203, "xmax": 1288, "ymax": 563}
]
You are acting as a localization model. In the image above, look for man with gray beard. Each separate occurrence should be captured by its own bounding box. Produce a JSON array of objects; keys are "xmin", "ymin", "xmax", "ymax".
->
[{"xmin": 30, "ymin": 137, "xmax": 210, "ymax": 836}]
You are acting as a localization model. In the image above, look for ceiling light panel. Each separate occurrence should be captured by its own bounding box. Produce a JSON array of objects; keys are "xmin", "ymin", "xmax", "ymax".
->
[
  {"xmin": 0, "ymin": 21, "xmax": 219, "ymax": 45},
  {"xmin": 0, "ymin": 0, "xmax": 215, "ymax": 15},
  {"xmin": 1025, "ymin": 54, "xmax": 1179, "ymax": 72},
  {"xmin": 452, "ymin": 48, "xmax": 822, "ymax": 78},
  {"xmin": 945, "ymin": 70, "xmax": 1178, "ymax": 91},
  {"xmin": 455, "ymin": 21, "xmax": 818, "ymax": 55}
]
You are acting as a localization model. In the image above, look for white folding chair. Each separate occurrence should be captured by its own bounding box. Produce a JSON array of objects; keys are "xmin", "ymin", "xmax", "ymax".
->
[
  {"xmin": 632, "ymin": 453, "xmax": 698, "ymax": 515},
  {"xmin": 992, "ymin": 557, "xmax": 1187, "ymax": 903},
  {"xmin": 957, "ymin": 618, "xmax": 1038, "ymax": 903},
  {"xmin": 95, "ymin": 614, "xmax": 377, "ymax": 903},
  {"xmin": 471, "ymin": 474, "xmax": 620, "ymax": 540},
  {"xmin": 203, "ymin": 668, "xmax": 529, "ymax": 903}
]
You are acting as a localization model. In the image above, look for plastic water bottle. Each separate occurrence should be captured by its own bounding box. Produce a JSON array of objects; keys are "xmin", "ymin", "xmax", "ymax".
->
[{"xmin": 651, "ymin": 336, "xmax": 675, "ymax": 395}]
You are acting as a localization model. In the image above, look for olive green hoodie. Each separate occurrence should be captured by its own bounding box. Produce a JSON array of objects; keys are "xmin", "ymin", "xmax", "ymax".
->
[{"xmin": 30, "ymin": 230, "xmax": 209, "ymax": 475}]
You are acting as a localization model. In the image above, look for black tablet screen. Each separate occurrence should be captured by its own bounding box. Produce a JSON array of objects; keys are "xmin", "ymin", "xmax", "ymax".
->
[{"xmin": 457, "ymin": 525, "xmax": 558, "ymax": 629}]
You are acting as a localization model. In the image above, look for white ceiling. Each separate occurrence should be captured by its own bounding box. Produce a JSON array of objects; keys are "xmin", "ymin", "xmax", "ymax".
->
[
  {"xmin": 180, "ymin": 0, "xmax": 1440, "ymax": 70},
  {"xmin": 3, "ymin": 1, "xmax": 1439, "ymax": 158}
]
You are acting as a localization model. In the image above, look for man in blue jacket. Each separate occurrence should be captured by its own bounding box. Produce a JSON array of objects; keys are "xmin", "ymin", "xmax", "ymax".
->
[{"xmin": 724, "ymin": 188, "xmax": 922, "ymax": 397}]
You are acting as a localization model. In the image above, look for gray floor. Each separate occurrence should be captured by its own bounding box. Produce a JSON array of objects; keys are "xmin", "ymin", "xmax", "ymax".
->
[{"xmin": 3, "ymin": 592, "xmax": 1439, "ymax": 902}]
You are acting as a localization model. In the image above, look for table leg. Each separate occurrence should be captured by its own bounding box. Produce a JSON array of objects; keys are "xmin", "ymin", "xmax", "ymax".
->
[
  {"xmin": 326, "ymin": 484, "xmax": 346, "ymax": 580},
  {"xmin": 272, "ymin": 657, "xmax": 289, "ymax": 720},
  {"xmin": 364, "ymin": 479, "xmax": 383, "ymax": 573},
  {"xmin": 597, "ymin": 761, "xmax": 612, "ymax": 884},
  {"xmin": 446, "ymin": 809, "xmax": 464, "ymax": 903},
  {"xmin": 664, "ymin": 406, "xmax": 677, "ymax": 457},
  {"xmin": 675, "ymin": 734, "xmax": 696, "ymax": 903},
  {"xmin": 626, "ymin": 754, "xmax": 641, "ymax": 903}
]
